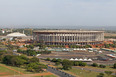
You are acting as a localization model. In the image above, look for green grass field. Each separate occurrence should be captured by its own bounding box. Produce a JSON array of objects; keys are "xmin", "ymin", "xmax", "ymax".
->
[
  {"xmin": 0, "ymin": 63, "xmax": 33, "ymax": 76},
  {"xmin": 87, "ymin": 65, "xmax": 116, "ymax": 71},
  {"xmin": 64, "ymin": 68, "xmax": 114, "ymax": 77},
  {"xmin": 0, "ymin": 64, "xmax": 18, "ymax": 76}
]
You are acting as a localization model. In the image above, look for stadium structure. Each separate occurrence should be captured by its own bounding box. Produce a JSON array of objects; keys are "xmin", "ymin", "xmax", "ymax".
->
[{"xmin": 33, "ymin": 30, "xmax": 104, "ymax": 45}]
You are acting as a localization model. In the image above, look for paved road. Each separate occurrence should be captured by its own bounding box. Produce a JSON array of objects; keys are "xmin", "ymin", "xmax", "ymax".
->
[
  {"xmin": 40, "ymin": 59, "xmax": 116, "ymax": 76},
  {"xmin": 47, "ymin": 66, "xmax": 75, "ymax": 77}
]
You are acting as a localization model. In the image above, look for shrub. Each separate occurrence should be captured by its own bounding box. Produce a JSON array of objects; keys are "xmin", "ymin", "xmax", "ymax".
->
[
  {"xmin": 91, "ymin": 63, "xmax": 98, "ymax": 67},
  {"xmin": 73, "ymin": 61, "xmax": 79, "ymax": 66},
  {"xmin": 105, "ymin": 71, "xmax": 112, "ymax": 76},
  {"xmin": 55, "ymin": 62, "xmax": 60, "ymax": 66},
  {"xmin": 51, "ymin": 58, "xmax": 57, "ymax": 62},
  {"xmin": 97, "ymin": 73, "xmax": 104, "ymax": 77},
  {"xmin": 113, "ymin": 63, "xmax": 116, "ymax": 69},
  {"xmin": 56, "ymin": 59, "xmax": 62, "ymax": 63},
  {"xmin": 99, "ymin": 65, "xmax": 106, "ymax": 68},
  {"xmin": 46, "ymin": 58, "xmax": 51, "ymax": 61},
  {"xmin": 62, "ymin": 59, "xmax": 73, "ymax": 70},
  {"xmin": 78, "ymin": 61, "xmax": 86, "ymax": 66}
]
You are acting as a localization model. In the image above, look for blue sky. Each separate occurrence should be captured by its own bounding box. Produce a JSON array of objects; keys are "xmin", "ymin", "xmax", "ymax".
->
[{"xmin": 0, "ymin": 0, "xmax": 116, "ymax": 28}]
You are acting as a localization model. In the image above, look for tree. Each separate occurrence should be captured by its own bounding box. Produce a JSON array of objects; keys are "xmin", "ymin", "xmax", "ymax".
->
[
  {"xmin": 2, "ymin": 55, "xmax": 27, "ymax": 67},
  {"xmin": 99, "ymin": 65, "xmax": 106, "ymax": 68},
  {"xmin": 56, "ymin": 59, "xmax": 62, "ymax": 63},
  {"xmin": 17, "ymin": 49, "xmax": 23, "ymax": 53},
  {"xmin": 46, "ymin": 58, "xmax": 51, "ymax": 61},
  {"xmin": 29, "ymin": 45, "xmax": 34, "ymax": 49},
  {"xmin": 78, "ymin": 61, "xmax": 86, "ymax": 66},
  {"xmin": 85, "ymin": 45, "xmax": 92, "ymax": 48},
  {"xmin": 113, "ymin": 63, "xmax": 116, "ymax": 69},
  {"xmin": 29, "ymin": 57, "xmax": 39, "ymax": 63},
  {"xmin": 2, "ymin": 38, "xmax": 6, "ymax": 41},
  {"xmin": 0, "ymin": 50, "xmax": 7, "ymax": 62},
  {"xmin": 26, "ymin": 49, "xmax": 36, "ymax": 56},
  {"xmin": 96, "ymin": 45, "xmax": 98, "ymax": 47},
  {"xmin": 51, "ymin": 58, "xmax": 57, "ymax": 62},
  {"xmin": 62, "ymin": 59, "xmax": 73, "ymax": 70},
  {"xmin": 91, "ymin": 63, "xmax": 98, "ymax": 67},
  {"xmin": 26, "ymin": 62, "xmax": 47, "ymax": 72},
  {"xmin": 11, "ymin": 56, "xmax": 26, "ymax": 67},
  {"xmin": 19, "ymin": 55, "xmax": 29, "ymax": 61},
  {"xmin": 73, "ymin": 61, "xmax": 79, "ymax": 66},
  {"xmin": 2, "ymin": 55, "xmax": 12, "ymax": 65},
  {"xmin": 105, "ymin": 71, "xmax": 112, "ymax": 76},
  {"xmin": 55, "ymin": 62, "xmax": 60, "ymax": 66},
  {"xmin": 97, "ymin": 73, "xmax": 104, "ymax": 77}
]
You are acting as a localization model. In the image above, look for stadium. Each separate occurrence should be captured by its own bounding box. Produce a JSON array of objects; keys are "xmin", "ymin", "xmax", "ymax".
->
[{"xmin": 33, "ymin": 30, "xmax": 104, "ymax": 45}]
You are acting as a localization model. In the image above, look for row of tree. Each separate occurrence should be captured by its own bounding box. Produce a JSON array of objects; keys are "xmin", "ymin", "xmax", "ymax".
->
[
  {"xmin": 17, "ymin": 49, "xmax": 51, "ymax": 56},
  {"xmin": 97, "ymin": 71, "xmax": 113, "ymax": 77},
  {"xmin": 46, "ymin": 58, "xmax": 87, "ymax": 70},
  {"xmin": 46, "ymin": 58, "xmax": 116, "ymax": 70},
  {"xmin": 69, "ymin": 45, "xmax": 92, "ymax": 48},
  {"xmin": 91, "ymin": 63, "xmax": 106, "ymax": 68},
  {"xmin": 91, "ymin": 63, "xmax": 116, "ymax": 69}
]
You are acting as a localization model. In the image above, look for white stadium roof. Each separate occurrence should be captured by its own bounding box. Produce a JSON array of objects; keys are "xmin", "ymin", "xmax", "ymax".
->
[{"xmin": 7, "ymin": 32, "xmax": 26, "ymax": 37}]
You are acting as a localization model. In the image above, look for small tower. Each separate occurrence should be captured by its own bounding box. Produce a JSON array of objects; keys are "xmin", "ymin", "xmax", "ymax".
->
[
  {"xmin": 23, "ymin": 30, "xmax": 24, "ymax": 34},
  {"xmin": 2, "ymin": 29, "xmax": 5, "ymax": 34}
]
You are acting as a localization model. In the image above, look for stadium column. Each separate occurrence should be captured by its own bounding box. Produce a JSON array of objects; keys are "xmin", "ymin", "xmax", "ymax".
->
[
  {"xmin": 72, "ymin": 33, "xmax": 73, "ymax": 42},
  {"xmin": 64, "ymin": 33, "xmax": 65, "ymax": 42},
  {"xmin": 49, "ymin": 34, "xmax": 50, "ymax": 42},
  {"xmin": 72, "ymin": 33, "xmax": 74, "ymax": 42},
  {"xmin": 74, "ymin": 33, "xmax": 75, "ymax": 42},
  {"xmin": 59, "ymin": 33, "xmax": 60, "ymax": 43},
  {"xmin": 53, "ymin": 33, "xmax": 54, "ymax": 45}
]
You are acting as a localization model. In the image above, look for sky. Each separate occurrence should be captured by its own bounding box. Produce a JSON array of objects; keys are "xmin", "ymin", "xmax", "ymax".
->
[{"xmin": 0, "ymin": 0, "xmax": 116, "ymax": 28}]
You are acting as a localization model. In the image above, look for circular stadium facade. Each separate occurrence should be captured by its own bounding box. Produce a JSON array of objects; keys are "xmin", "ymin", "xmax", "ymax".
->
[{"xmin": 33, "ymin": 30, "xmax": 104, "ymax": 45}]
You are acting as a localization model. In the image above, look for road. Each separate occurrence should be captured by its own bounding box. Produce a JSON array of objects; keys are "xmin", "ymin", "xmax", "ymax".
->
[
  {"xmin": 40, "ymin": 60, "xmax": 76, "ymax": 77},
  {"xmin": 47, "ymin": 66, "xmax": 76, "ymax": 77},
  {"xmin": 40, "ymin": 59, "xmax": 116, "ymax": 76}
]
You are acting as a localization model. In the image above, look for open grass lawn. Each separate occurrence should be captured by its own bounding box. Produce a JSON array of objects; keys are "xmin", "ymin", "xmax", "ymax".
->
[
  {"xmin": 63, "ymin": 68, "xmax": 99, "ymax": 77},
  {"xmin": 64, "ymin": 68, "xmax": 113, "ymax": 77},
  {"xmin": 33, "ymin": 75, "xmax": 57, "ymax": 77},
  {"xmin": 8, "ymin": 65, "xmax": 33, "ymax": 74},
  {"xmin": 0, "ymin": 64, "xmax": 19, "ymax": 76},
  {"xmin": 86, "ymin": 66, "xmax": 116, "ymax": 71},
  {"xmin": 0, "ymin": 63, "xmax": 33, "ymax": 76}
]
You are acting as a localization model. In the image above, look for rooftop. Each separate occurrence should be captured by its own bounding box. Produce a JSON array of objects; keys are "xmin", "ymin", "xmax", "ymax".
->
[
  {"xmin": 33, "ymin": 30, "xmax": 104, "ymax": 33},
  {"xmin": 7, "ymin": 32, "xmax": 26, "ymax": 37}
]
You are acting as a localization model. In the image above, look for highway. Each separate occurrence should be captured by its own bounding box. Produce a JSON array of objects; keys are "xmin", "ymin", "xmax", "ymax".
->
[
  {"xmin": 40, "ymin": 59, "xmax": 116, "ymax": 76},
  {"xmin": 47, "ymin": 65, "xmax": 75, "ymax": 77}
]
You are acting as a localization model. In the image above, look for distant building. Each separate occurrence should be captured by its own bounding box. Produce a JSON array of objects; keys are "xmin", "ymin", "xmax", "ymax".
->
[
  {"xmin": 33, "ymin": 30, "xmax": 104, "ymax": 45},
  {"xmin": 2, "ymin": 29, "xmax": 5, "ymax": 34},
  {"xmin": 5, "ymin": 32, "xmax": 32, "ymax": 42},
  {"xmin": 6, "ymin": 32, "xmax": 26, "ymax": 38}
]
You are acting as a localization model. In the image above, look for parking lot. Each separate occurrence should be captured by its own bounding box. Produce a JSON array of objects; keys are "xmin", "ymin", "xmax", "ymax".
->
[{"xmin": 38, "ymin": 49, "xmax": 116, "ymax": 65}]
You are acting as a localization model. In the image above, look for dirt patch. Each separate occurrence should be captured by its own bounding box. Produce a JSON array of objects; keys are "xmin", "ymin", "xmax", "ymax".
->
[{"xmin": 34, "ymin": 72, "xmax": 52, "ymax": 76}]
